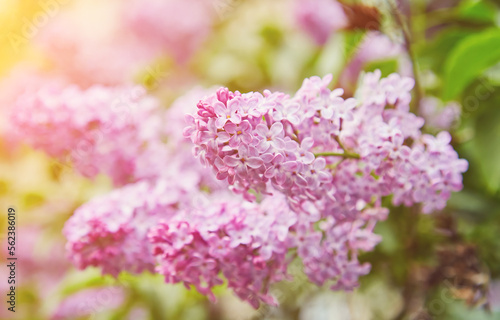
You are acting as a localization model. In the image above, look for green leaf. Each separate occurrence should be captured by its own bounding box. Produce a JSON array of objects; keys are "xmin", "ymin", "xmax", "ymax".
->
[
  {"xmin": 458, "ymin": 0, "xmax": 497, "ymax": 23},
  {"xmin": 373, "ymin": 220, "xmax": 399, "ymax": 254},
  {"xmin": 443, "ymin": 300, "xmax": 500, "ymax": 320},
  {"xmin": 260, "ymin": 24, "xmax": 284, "ymax": 48},
  {"xmin": 473, "ymin": 104, "xmax": 500, "ymax": 194},
  {"xmin": 364, "ymin": 58, "xmax": 399, "ymax": 78},
  {"xmin": 443, "ymin": 29, "xmax": 500, "ymax": 100},
  {"xmin": 420, "ymin": 28, "xmax": 475, "ymax": 73},
  {"xmin": 343, "ymin": 30, "xmax": 366, "ymax": 62}
]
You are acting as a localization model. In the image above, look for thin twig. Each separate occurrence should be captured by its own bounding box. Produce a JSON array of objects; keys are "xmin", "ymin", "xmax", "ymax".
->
[
  {"xmin": 386, "ymin": 0, "xmax": 423, "ymax": 113},
  {"xmin": 314, "ymin": 152, "xmax": 360, "ymax": 159}
]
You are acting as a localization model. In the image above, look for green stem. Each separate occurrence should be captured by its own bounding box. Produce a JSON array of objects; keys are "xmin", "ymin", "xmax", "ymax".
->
[
  {"xmin": 314, "ymin": 152, "xmax": 360, "ymax": 159},
  {"xmin": 334, "ymin": 136, "xmax": 346, "ymax": 150}
]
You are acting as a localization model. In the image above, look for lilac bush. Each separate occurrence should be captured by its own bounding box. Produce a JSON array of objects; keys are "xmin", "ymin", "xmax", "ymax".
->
[{"xmin": 56, "ymin": 70, "xmax": 467, "ymax": 308}]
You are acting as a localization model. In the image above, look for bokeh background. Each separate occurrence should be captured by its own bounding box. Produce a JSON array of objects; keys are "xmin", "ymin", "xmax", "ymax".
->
[{"xmin": 1, "ymin": 0, "xmax": 500, "ymax": 319}]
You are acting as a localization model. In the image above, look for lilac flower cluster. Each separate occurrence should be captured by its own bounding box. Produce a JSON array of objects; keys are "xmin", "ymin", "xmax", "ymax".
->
[
  {"xmin": 352, "ymin": 71, "xmax": 468, "ymax": 213},
  {"xmin": 187, "ymin": 70, "xmax": 467, "ymax": 214},
  {"xmin": 56, "ymin": 71, "xmax": 466, "ymax": 309},
  {"xmin": 184, "ymin": 86, "xmax": 334, "ymax": 203},
  {"xmin": 65, "ymin": 176, "xmax": 295, "ymax": 308},
  {"xmin": 420, "ymin": 96, "xmax": 461, "ymax": 131},
  {"xmin": 150, "ymin": 193, "xmax": 296, "ymax": 307},
  {"xmin": 182, "ymin": 70, "xmax": 467, "ymax": 298},
  {"xmin": 63, "ymin": 180, "xmax": 176, "ymax": 276},
  {"xmin": 11, "ymin": 84, "xmax": 165, "ymax": 185}
]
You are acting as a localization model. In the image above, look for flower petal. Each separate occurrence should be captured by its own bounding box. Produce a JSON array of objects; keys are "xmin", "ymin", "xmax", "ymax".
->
[
  {"xmin": 255, "ymin": 124, "xmax": 269, "ymax": 137},
  {"xmin": 269, "ymin": 122, "xmax": 284, "ymax": 137},
  {"xmin": 224, "ymin": 156, "xmax": 240, "ymax": 167},
  {"xmin": 282, "ymin": 161, "xmax": 298, "ymax": 171},
  {"xmin": 246, "ymin": 157, "xmax": 264, "ymax": 169}
]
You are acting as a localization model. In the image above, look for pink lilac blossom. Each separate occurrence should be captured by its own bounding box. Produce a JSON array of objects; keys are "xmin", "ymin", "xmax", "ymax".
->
[
  {"xmin": 65, "ymin": 177, "xmax": 296, "ymax": 308},
  {"xmin": 184, "ymin": 70, "xmax": 467, "ymax": 297},
  {"xmin": 11, "ymin": 84, "xmax": 165, "ymax": 186},
  {"xmin": 10, "ymin": 83, "xmax": 227, "ymax": 189},
  {"xmin": 148, "ymin": 87, "xmax": 228, "ymax": 192},
  {"xmin": 186, "ymin": 70, "xmax": 467, "ymax": 214},
  {"xmin": 123, "ymin": 0, "xmax": 215, "ymax": 64},
  {"xmin": 150, "ymin": 193, "xmax": 296, "ymax": 308},
  {"xmin": 419, "ymin": 97, "xmax": 461, "ymax": 130},
  {"xmin": 0, "ymin": 67, "xmax": 69, "ymax": 152},
  {"xmin": 0, "ymin": 227, "xmax": 70, "ymax": 319},
  {"xmin": 63, "ymin": 179, "xmax": 187, "ymax": 276},
  {"xmin": 296, "ymin": 217, "xmax": 382, "ymax": 290},
  {"xmin": 0, "ymin": 227, "xmax": 69, "ymax": 295},
  {"xmin": 63, "ymin": 71, "xmax": 467, "ymax": 309},
  {"xmin": 51, "ymin": 286, "xmax": 126, "ymax": 320},
  {"xmin": 294, "ymin": 0, "xmax": 348, "ymax": 45},
  {"xmin": 353, "ymin": 71, "xmax": 467, "ymax": 212}
]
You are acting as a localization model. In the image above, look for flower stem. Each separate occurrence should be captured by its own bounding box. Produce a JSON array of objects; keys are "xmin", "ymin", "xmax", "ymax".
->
[{"xmin": 314, "ymin": 152, "xmax": 360, "ymax": 159}]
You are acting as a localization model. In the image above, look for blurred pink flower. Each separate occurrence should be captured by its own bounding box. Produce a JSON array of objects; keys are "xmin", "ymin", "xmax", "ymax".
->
[
  {"xmin": 489, "ymin": 280, "xmax": 500, "ymax": 312},
  {"xmin": 63, "ymin": 180, "xmax": 177, "ymax": 276},
  {"xmin": 295, "ymin": 0, "xmax": 348, "ymax": 45},
  {"xmin": 11, "ymin": 84, "xmax": 165, "ymax": 185},
  {"xmin": 0, "ymin": 226, "xmax": 70, "ymax": 307},
  {"xmin": 123, "ymin": 0, "xmax": 216, "ymax": 63},
  {"xmin": 420, "ymin": 97, "xmax": 461, "ymax": 130},
  {"xmin": 34, "ymin": 2, "xmax": 157, "ymax": 86},
  {"xmin": 0, "ymin": 66, "xmax": 66, "ymax": 151},
  {"xmin": 51, "ymin": 286, "xmax": 125, "ymax": 320}
]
